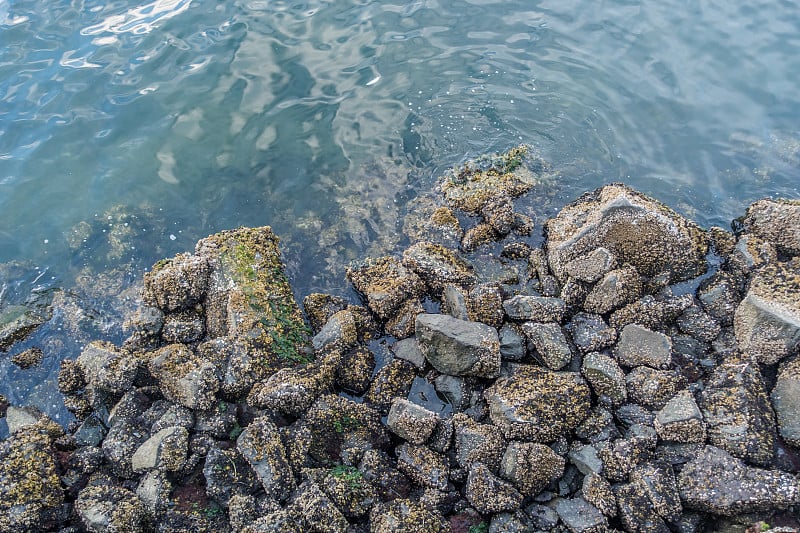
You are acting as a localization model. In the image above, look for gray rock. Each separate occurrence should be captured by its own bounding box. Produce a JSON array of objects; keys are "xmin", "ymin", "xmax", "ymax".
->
[
  {"xmin": 149, "ymin": 402, "xmax": 194, "ymax": 434},
  {"xmin": 203, "ymin": 446, "xmax": 260, "ymax": 507},
  {"xmin": 391, "ymin": 337, "xmax": 426, "ymax": 369},
  {"xmin": 402, "ymin": 241, "xmax": 476, "ymax": 292},
  {"xmin": 486, "ymin": 365, "xmax": 591, "ymax": 442},
  {"xmin": 545, "ymin": 184, "xmax": 708, "ymax": 283},
  {"xmin": 143, "ymin": 252, "xmax": 209, "ymax": 312},
  {"xmin": 77, "ymin": 340, "xmax": 140, "ymax": 395},
  {"xmin": 396, "ymin": 443, "xmax": 449, "ymax": 490},
  {"xmin": 364, "ymin": 358, "xmax": 417, "ymax": 412},
  {"xmin": 582, "ymin": 352, "xmax": 627, "ymax": 406},
  {"xmin": 697, "ymin": 272, "xmax": 740, "ymax": 327},
  {"xmin": 359, "ymin": 449, "xmax": 412, "ymax": 502},
  {"xmin": 522, "ymin": 322, "xmax": 573, "ymax": 370},
  {"xmin": 347, "ymin": 256, "xmax": 426, "ymax": 321},
  {"xmin": 582, "ymin": 473, "xmax": 616, "ymax": 517},
  {"xmin": 583, "ymin": 266, "xmax": 643, "ymax": 315},
  {"xmin": 655, "ymin": 389, "xmax": 706, "ymax": 443},
  {"xmin": 500, "ymin": 441, "xmax": 565, "ymax": 496},
  {"xmin": 489, "ymin": 511, "xmax": 535, "ymax": 533},
  {"xmin": 502, "ymin": 295, "xmax": 566, "ymax": 323},
  {"xmin": 74, "ymin": 415, "xmax": 108, "ymax": 447},
  {"xmin": 434, "ymin": 374, "xmax": 470, "ymax": 411},
  {"xmin": 615, "ymin": 403, "xmax": 656, "ymax": 428},
  {"xmin": 415, "ymin": 313, "xmax": 500, "ymax": 378},
  {"xmin": 4, "ymin": 405, "xmax": 42, "ymax": 435},
  {"xmin": 441, "ymin": 284, "xmax": 470, "ymax": 320},
  {"xmin": 102, "ymin": 420, "xmax": 148, "ymax": 478},
  {"xmin": 626, "ymin": 366, "xmax": 687, "ymax": 411},
  {"xmin": 75, "ymin": 483, "xmax": 148, "ymax": 533},
  {"xmin": 369, "ymin": 498, "xmax": 447, "ymax": 533},
  {"xmin": 135, "ymin": 470, "xmax": 172, "ymax": 516},
  {"xmin": 568, "ymin": 444, "xmax": 603, "ymax": 476},
  {"xmin": 575, "ymin": 406, "xmax": 620, "ymax": 443},
  {"xmin": 194, "ymin": 401, "xmax": 236, "ymax": 439},
  {"xmin": 335, "ymin": 345, "xmax": 375, "ymax": 393},
  {"xmin": 131, "ymin": 426, "xmax": 189, "ymax": 473},
  {"xmin": 320, "ymin": 465, "xmax": 379, "ymax": 519},
  {"xmin": 772, "ymin": 357, "xmax": 800, "ymax": 447},
  {"xmin": 565, "ymin": 313, "xmax": 617, "ymax": 353},
  {"xmin": 555, "ymin": 497, "xmax": 607, "ymax": 533},
  {"xmin": 734, "ymin": 260, "xmax": 800, "ymax": 365},
  {"xmin": 699, "ymin": 356, "xmax": 776, "ymax": 466},
  {"xmin": 303, "ymin": 293, "xmax": 349, "ymax": 333},
  {"xmin": 237, "ymin": 416, "xmax": 296, "ymax": 502},
  {"xmin": 311, "ymin": 308, "xmax": 358, "ymax": 354},
  {"xmin": 0, "ymin": 431, "xmax": 63, "ymax": 532},
  {"xmin": 387, "ymin": 398, "xmax": 439, "ymax": 444},
  {"xmin": 288, "ymin": 481, "xmax": 349, "ymax": 533},
  {"xmin": 499, "ymin": 323, "xmax": 527, "ymax": 361},
  {"xmin": 148, "ymin": 343, "xmax": 220, "ymax": 411},
  {"xmin": 248, "ymin": 365, "xmax": 326, "ymax": 416},
  {"xmin": 453, "ymin": 413, "xmax": 507, "ymax": 471},
  {"xmin": 564, "ymin": 247, "xmax": 617, "ymax": 283},
  {"xmin": 614, "ymin": 481, "xmax": 670, "ymax": 533},
  {"xmin": 630, "ymin": 461, "xmax": 682, "ymax": 522},
  {"xmin": 676, "ymin": 305, "xmax": 721, "ymax": 343},
  {"xmin": 616, "ymin": 324, "xmax": 673, "ymax": 369},
  {"xmin": 598, "ymin": 436, "xmax": 655, "ymax": 482},
  {"xmin": 741, "ymin": 198, "xmax": 800, "ymax": 255},
  {"xmin": 161, "ymin": 308, "xmax": 205, "ymax": 344},
  {"xmin": 610, "ymin": 294, "xmax": 693, "ymax": 332},
  {"xmin": 678, "ymin": 445, "xmax": 799, "ymax": 515},
  {"xmin": 466, "ymin": 463, "xmax": 523, "ymax": 513},
  {"xmin": 468, "ymin": 283, "xmax": 505, "ymax": 328},
  {"xmin": 525, "ymin": 503, "xmax": 560, "ymax": 530}
]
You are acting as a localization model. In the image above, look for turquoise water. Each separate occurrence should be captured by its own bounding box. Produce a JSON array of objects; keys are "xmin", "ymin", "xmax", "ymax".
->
[{"xmin": 1, "ymin": 0, "xmax": 799, "ymax": 425}]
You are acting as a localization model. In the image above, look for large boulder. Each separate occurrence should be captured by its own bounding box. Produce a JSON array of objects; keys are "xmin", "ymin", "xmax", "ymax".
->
[
  {"xmin": 415, "ymin": 313, "xmax": 500, "ymax": 378},
  {"xmin": 545, "ymin": 184, "xmax": 708, "ymax": 283}
]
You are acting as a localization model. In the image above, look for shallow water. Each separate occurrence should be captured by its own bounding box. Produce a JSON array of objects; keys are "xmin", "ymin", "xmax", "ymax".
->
[{"xmin": 1, "ymin": 0, "xmax": 799, "ymax": 428}]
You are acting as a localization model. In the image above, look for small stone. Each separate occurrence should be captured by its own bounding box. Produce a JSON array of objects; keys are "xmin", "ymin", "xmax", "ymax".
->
[
  {"xmin": 655, "ymin": 389, "xmax": 706, "ymax": 443},
  {"xmin": 564, "ymin": 247, "xmax": 617, "ymax": 283},
  {"xmin": 468, "ymin": 283, "xmax": 505, "ymax": 329},
  {"xmin": 453, "ymin": 413, "xmax": 507, "ymax": 471},
  {"xmin": 565, "ymin": 313, "xmax": 617, "ymax": 353},
  {"xmin": 583, "ymin": 266, "xmax": 643, "ymax": 315},
  {"xmin": 402, "ymin": 241, "xmax": 476, "ymax": 292},
  {"xmin": 626, "ymin": 366, "xmax": 687, "ymax": 411},
  {"xmin": 502, "ymin": 295, "xmax": 566, "ymax": 323},
  {"xmin": 500, "ymin": 442, "xmax": 565, "ymax": 496},
  {"xmin": 555, "ymin": 497, "xmax": 607, "ymax": 533},
  {"xmin": 522, "ymin": 322, "xmax": 573, "ymax": 370},
  {"xmin": 416, "ymin": 313, "xmax": 500, "ymax": 378},
  {"xmin": 615, "ymin": 324, "xmax": 673, "ymax": 369},
  {"xmin": 11, "ymin": 347, "xmax": 43, "ymax": 369},
  {"xmin": 610, "ymin": 294, "xmax": 693, "ymax": 331},
  {"xmin": 462, "ymin": 222, "xmax": 500, "ymax": 252},
  {"xmin": 131, "ymin": 426, "xmax": 188, "ymax": 473},
  {"xmin": 581, "ymin": 352, "xmax": 627, "ymax": 406},
  {"xmin": 387, "ymin": 398, "xmax": 439, "ymax": 444},
  {"xmin": 465, "ymin": 463, "xmax": 523, "ymax": 514},
  {"xmin": 75, "ymin": 483, "xmax": 148, "ymax": 533},
  {"xmin": 148, "ymin": 343, "xmax": 219, "ymax": 411},
  {"xmin": 568, "ymin": 444, "xmax": 603, "ymax": 476},
  {"xmin": 364, "ymin": 359, "xmax": 417, "ymax": 412},
  {"xmin": 772, "ymin": 356, "xmax": 800, "ymax": 447}
]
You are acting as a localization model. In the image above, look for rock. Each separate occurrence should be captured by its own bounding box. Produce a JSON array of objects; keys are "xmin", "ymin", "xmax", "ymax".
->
[
  {"xmin": 615, "ymin": 324, "xmax": 673, "ymax": 369},
  {"xmin": 465, "ymin": 463, "xmax": 523, "ymax": 514},
  {"xmin": 772, "ymin": 356, "xmax": 800, "ymax": 447},
  {"xmin": 303, "ymin": 293, "xmax": 349, "ymax": 333},
  {"xmin": 678, "ymin": 445, "xmax": 799, "ymax": 515},
  {"xmin": 499, "ymin": 323, "xmax": 527, "ymax": 361},
  {"xmin": 482, "ymin": 198, "xmax": 516, "ymax": 235},
  {"xmin": 568, "ymin": 444, "xmax": 603, "ymax": 476},
  {"xmin": 197, "ymin": 337, "xmax": 253, "ymax": 398},
  {"xmin": 236, "ymin": 416, "xmax": 296, "ymax": 502},
  {"xmin": 288, "ymin": 480, "xmax": 349, "ymax": 533},
  {"xmin": 131, "ymin": 426, "xmax": 189, "ymax": 473},
  {"xmin": 468, "ymin": 283, "xmax": 505, "ymax": 328},
  {"xmin": 526, "ymin": 503, "xmax": 560, "ymax": 530},
  {"xmin": 583, "ymin": 266, "xmax": 643, "ymax": 315},
  {"xmin": 502, "ymin": 295, "xmax": 566, "ymax": 323},
  {"xmin": 500, "ymin": 442, "xmax": 565, "ymax": 496},
  {"xmin": 734, "ymin": 259, "xmax": 800, "ymax": 365},
  {"xmin": 75, "ymin": 483, "xmax": 148, "ymax": 533},
  {"xmin": 488, "ymin": 511, "xmax": 535, "ymax": 533},
  {"xmin": 0, "ymin": 304, "xmax": 49, "ymax": 351},
  {"xmin": 453, "ymin": 413, "xmax": 507, "ymax": 471},
  {"xmin": 741, "ymin": 198, "xmax": 800, "ymax": 255},
  {"xmin": 148, "ymin": 343, "xmax": 220, "ymax": 411},
  {"xmin": 359, "ymin": 449, "xmax": 412, "ymax": 501},
  {"xmin": 76, "ymin": 340, "xmax": 140, "ymax": 395},
  {"xmin": 385, "ymin": 298, "xmax": 424, "ymax": 339},
  {"xmin": 248, "ymin": 365, "xmax": 327, "ymax": 416},
  {"xmin": 320, "ymin": 465, "xmax": 378, "ymax": 519},
  {"xmin": 582, "ymin": 473, "xmax": 616, "ymax": 517},
  {"xmin": 699, "ymin": 356, "xmax": 776, "ymax": 466},
  {"xmin": 102, "ymin": 420, "xmax": 149, "ymax": 478},
  {"xmin": 462, "ymin": 222, "xmax": 500, "ymax": 252},
  {"xmin": 575, "ymin": 406, "xmax": 620, "ymax": 443},
  {"xmin": 545, "ymin": 184, "xmax": 709, "ymax": 283},
  {"xmin": 564, "ymin": 247, "xmax": 617, "ymax": 284},
  {"xmin": 728, "ymin": 234, "xmax": 777, "ymax": 276},
  {"xmin": 143, "ymin": 253, "xmax": 209, "ymax": 312},
  {"xmin": 11, "ymin": 346, "xmax": 43, "ymax": 369},
  {"xmin": 581, "ymin": 352, "xmax": 627, "ymax": 406},
  {"xmin": 615, "ymin": 403, "xmax": 656, "ymax": 428},
  {"xmin": 311, "ymin": 308, "xmax": 358, "ymax": 354},
  {"xmin": 441, "ymin": 284, "xmax": 470, "ymax": 320},
  {"xmin": 630, "ymin": 461, "xmax": 682, "ymax": 522},
  {"xmin": 485, "ymin": 365, "xmax": 591, "ymax": 441},
  {"xmin": 402, "ymin": 241, "xmax": 476, "ymax": 292},
  {"xmin": 387, "ymin": 398, "xmax": 439, "ymax": 444},
  {"xmin": 610, "ymin": 294, "xmax": 694, "ymax": 331},
  {"xmin": 74, "ymin": 415, "xmax": 108, "ymax": 447},
  {"xmin": 434, "ymin": 374, "xmax": 470, "ymax": 411},
  {"xmin": 676, "ymin": 305, "xmax": 721, "ymax": 343},
  {"xmin": 555, "ymin": 497, "xmax": 607, "ymax": 533},
  {"xmin": 698, "ymin": 272, "xmax": 740, "ymax": 327},
  {"xmin": 135, "ymin": 470, "xmax": 172, "ymax": 516},
  {"xmin": 396, "ymin": 443, "xmax": 449, "ymax": 490},
  {"xmin": 335, "ymin": 346, "xmax": 375, "ymax": 393},
  {"xmin": 0, "ymin": 431, "xmax": 63, "ymax": 532},
  {"xmin": 415, "ymin": 313, "xmax": 500, "ymax": 378},
  {"xmin": 626, "ymin": 366, "xmax": 687, "ymax": 411},
  {"xmin": 161, "ymin": 308, "xmax": 205, "ymax": 344},
  {"xmin": 204, "ymin": 446, "xmax": 260, "ymax": 507},
  {"xmin": 655, "ymin": 390, "xmax": 706, "ymax": 444},
  {"xmin": 364, "ymin": 359, "xmax": 417, "ymax": 412},
  {"xmin": 614, "ymin": 481, "xmax": 670, "ymax": 533},
  {"xmin": 565, "ymin": 313, "xmax": 617, "ymax": 353},
  {"xmin": 522, "ymin": 322, "xmax": 573, "ymax": 370},
  {"xmin": 598, "ymin": 436, "xmax": 654, "ymax": 482},
  {"xmin": 369, "ymin": 498, "xmax": 447, "ymax": 533}
]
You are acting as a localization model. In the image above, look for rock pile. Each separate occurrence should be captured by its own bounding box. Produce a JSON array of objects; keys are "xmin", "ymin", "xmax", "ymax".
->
[{"xmin": 2, "ymin": 148, "xmax": 800, "ymax": 532}]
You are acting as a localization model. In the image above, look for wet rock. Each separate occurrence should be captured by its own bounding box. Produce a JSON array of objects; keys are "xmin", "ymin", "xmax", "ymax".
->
[
  {"xmin": 468, "ymin": 283, "xmax": 505, "ymax": 328},
  {"xmin": 466, "ymin": 462, "xmax": 523, "ymax": 514},
  {"xmin": 655, "ymin": 389, "xmax": 706, "ymax": 443},
  {"xmin": 75, "ymin": 482, "xmax": 148, "ymax": 533},
  {"xmin": 77, "ymin": 340, "xmax": 140, "ymax": 396},
  {"xmin": 161, "ymin": 307, "xmax": 205, "ymax": 344},
  {"xmin": 303, "ymin": 293, "xmax": 349, "ymax": 333},
  {"xmin": 499, "ymin": 323, "xmax": 527, "ymax": 361},
  {"xmin": 441, "ymin": 284, "xmax": 470, "ymax": 320},
  {"xmin": 364, "ymin": 358, "xmax": 417, "ymax": 412},
  {"xmin": 131, "ymin": 426, "xmax": 188, "ymax": 473},
  {"xmin": 610, "ymin": 294, "xmax": 693, "ymax": 331},
  {"xmin": 387, "ymin": 398, "xmax": 439, "ymax": 444},
  {"xmin": 102, "ymin": 420, "xmax": 148, "ymax": 478},
  {"xmin": 526, "ymin": 503, "xmax": 560, "ymax": 530},
  {"xmin": 74, "ymin": 415, "xmax": 108, "ymax": 447},
  {"xmin": 582, "ymin": 473, "xmax": 616, "ymax": 517},
  {"xmin": 453, "ymin": 413, "xmax": 507, "ymax": 471},
  {"xmin": 312, "ymin": 308, "xmax": 358, "ymax": 354},
  {"xmin": 560, "ymin": 276, "xmax": 591, "ymax": 307},
  {"xmin": 0, "ymin": 431, "xmax": 63, "ymax": 532},
  {"xmin": 434, "ymin": 374, "xmax": 470, "ymax": 411},
  {"xmin": 741, "ymin": 198, "xmax": 800, "ymax": 255},
  {"xmin": 335, "ymin": 345, "xmax": 375, "ymax": 393},
  {"xmin": 615, "ymin": 324, "xmax": 673, "ymax": 369},
  {"xmin": 698, "ymin": 272, "xmax": 740, "ymax": 327},
  {"xmin": 522, "ymin": 321, "xmax": 573, "ymax": 370},
  {"xmin": 369, "ymin": 498, "xmax": 447, "ymax": 533},
  {"xmin": 568, "ymin": 443, "xmax": 603, "ymax": 475},
  {"xmin": 728, "ymin": 234, "xmax": 777, "ymax": 277},
  {"xmin": 5, "ymin": 405, "xmax": 61, "ymax": 437},
  {"xmin": 248, "ymin": 364, "xmax": 327, "ymax": 416},
  {"xmin": 0, "ymin": 304, "xmax": 49, "ymax": 351},
  {"xmin": 583, "ymin": 266, "xmax": 643, "ymax": 315},
  {"xmin": 488, "ymin": 511, "xmax": 534, "ymax": 533},
  {"xmin": 598, "ymin": 436, "xmax": 654, "ymax": 482},
  {"xmin": 143, "ymin": 253, "xmax": 209, "ymax": 312},
  {"xmin": 482, "ymin": 198, "xmax": 516, "ymax": 235},
  {"xmin": 403, "ymin": 241, "xmax": 476, "ymax": 292},
  {"xmin": 11, "ymin": 346, "xmax": 43, "ymax": 369},
  {"xmin": 545, "ymin": 184, "xmax": 709, "ymax": 283},
  {"xmin": 699, "ymin": 356, "xmax": 776, "ymax": 466},
  {"xmin": 396, "ymin": 443, "xmax": 449, "ymax": 490},
  {"xmin": 555, "ymin": 497, "xmax": 607, "ymax": 533},
  {"xmin": 676, "ymin": 305, "xmax": 721, "ymax": 343},
  {"xmin": 385, "ymin": 297, "xmax": 424, "ymax": 339},
  {"xmin": 194, "ymin": 401, "xmax": 236, "ymax": 439},
  {"xmin": 614, "ymin": 481, "xmax": 670, "ymax": 533},
  {"xmin": 500, "ymin": 441, "xmax": 565, "ymax": 496},
  {"xmin": 582, "ymin": 352, "xmax": 627, "ymax": 406},
  {"xmin": 149, "ymin": 343, "xmax": 219, "ymax": 411},
  {"xmin": 135, "ymin": 470, "xmax": 172, "ymax": 516},
  {"xmin": 197, "ymin": 336, "xmax": 253, "ymax": 398},
  {"xmin": 502, "ymin": 295, "xmax": 566, "ymax": 323},
  {"xmin": 734, "ymin": 259, "xmax": 800, "ymax": 365},
  {"xmin": 626, "ymin": 366, "xmax": 687, "ymax": 411},
  {"xmin": 390, "ymin": 338, "xmax": 426, "ymax": 370},
  {"xmin": 678, "ymin": 445, "xmax": 799, "ymax": 515},
  {"xmin": 615, "ymin": 403, "xmax": 656, "ymax": 428},
  {"xmin": 630, "ymin": 461, "xmax": 682, "ymax": 522},
  {"xmin": 564, "ymin": 247, "xmax": 617, "ymax": 284},
  {"xmin": 485, "ymin": 365, "xmax": 591, "ymax": 442},
  {"xmin": 566, "ymin": 313, "xmax": 617, "ymax": 353},
  {"xmin": 237, "ymin": 416, "xmax": 296, "ymax": 502},
  {"xmin": 462, "ymin": 222, "xmax": 500, "ymax": 252},
  {"xmin": 772, "ymin": 356, "xmax": 800, "ymax": 447},
  {"xmin": 575, "ymin": 406, "xmax": 620, "ymax": 443},
  {"xmin": 416, "ymin": 313, "xmax": 500, "ymax": 378}
]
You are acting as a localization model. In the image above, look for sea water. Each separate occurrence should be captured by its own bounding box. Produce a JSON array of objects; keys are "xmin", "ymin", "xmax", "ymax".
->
[{"xmin": 1, "ymin": 0, "xmax": 799, "ymax": 430}]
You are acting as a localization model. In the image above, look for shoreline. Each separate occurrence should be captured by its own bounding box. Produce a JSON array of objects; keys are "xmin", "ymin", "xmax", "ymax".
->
[{"xmin": 1, "ymin": 147, "xmax": 800, "ymax": 532}]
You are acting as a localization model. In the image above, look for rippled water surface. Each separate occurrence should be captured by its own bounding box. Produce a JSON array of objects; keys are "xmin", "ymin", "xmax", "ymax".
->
[{"xmin": 1, "ymin": 0, "xmax": 799, "ymax": 425}]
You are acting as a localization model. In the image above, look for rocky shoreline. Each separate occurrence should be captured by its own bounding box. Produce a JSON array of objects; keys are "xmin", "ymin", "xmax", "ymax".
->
[{"xmin": 2, "ymin": 147, "xmax": 800, "ymax": 532}]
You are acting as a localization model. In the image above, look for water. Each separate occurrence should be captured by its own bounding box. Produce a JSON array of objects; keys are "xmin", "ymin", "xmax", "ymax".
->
[{"xmin": 1, "ymin": 0, "xmax": 799, "ymax": 428}]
